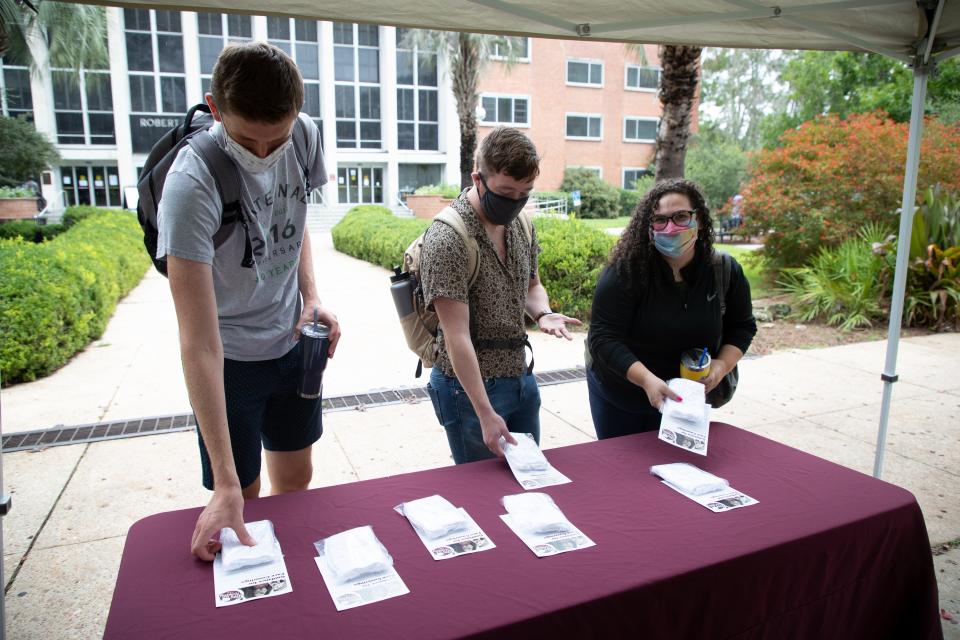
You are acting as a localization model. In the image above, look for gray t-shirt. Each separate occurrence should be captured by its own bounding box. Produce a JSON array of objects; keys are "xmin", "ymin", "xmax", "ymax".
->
[{"xmin": 156, "ymin": 113, "xmax": 327, "ymax": 361}]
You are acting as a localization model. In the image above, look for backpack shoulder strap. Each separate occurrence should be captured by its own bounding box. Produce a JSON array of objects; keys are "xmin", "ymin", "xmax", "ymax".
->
[
  {"xmin": 187, "ymin": 132, "xmax": 243, "ymax": 249},
  {"xmin": 291, "ymin": 115, "xmax": 311, "ymax": 193},
  {"xmin": 712, "ymin": 250, "xmax": 733, "ymax": 317},
  {"xmin": 435, "ymin": 206, "xmax": 481, "ymax": 287},
  {"xmin": 517, "ymin": 210, "xmax": 533, "ymax": 246}
]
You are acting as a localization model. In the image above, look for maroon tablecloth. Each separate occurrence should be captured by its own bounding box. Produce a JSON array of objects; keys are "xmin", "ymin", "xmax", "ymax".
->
[{"xmin": 105, "ymin": 423, "xmax": 942, "ymax": 639}]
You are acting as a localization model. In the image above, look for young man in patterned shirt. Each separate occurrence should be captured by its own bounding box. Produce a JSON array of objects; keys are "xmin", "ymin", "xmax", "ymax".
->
[{"xmin": 420, "ymin": 127, "xmax": 581, "ymax": 464}]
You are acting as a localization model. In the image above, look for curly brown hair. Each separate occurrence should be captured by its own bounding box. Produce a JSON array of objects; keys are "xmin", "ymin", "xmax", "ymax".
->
[{"xmin": 609, "ymin": 178, "xmax": 714, "ymax": 290}]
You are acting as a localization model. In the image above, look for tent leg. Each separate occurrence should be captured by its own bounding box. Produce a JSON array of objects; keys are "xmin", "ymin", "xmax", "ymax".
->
[
  {"xmin": 873, "ymin": 63, "xmax": 930, "ymax": 479},
  {"xmin": 0, "ymin": 383, "xmax": 10, "ymax": 640}
]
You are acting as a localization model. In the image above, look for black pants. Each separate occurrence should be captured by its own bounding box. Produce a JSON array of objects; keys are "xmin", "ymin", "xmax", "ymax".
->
[{"xmin": 587, "ymin": 367, "xmax": 662, "ymax": 440}]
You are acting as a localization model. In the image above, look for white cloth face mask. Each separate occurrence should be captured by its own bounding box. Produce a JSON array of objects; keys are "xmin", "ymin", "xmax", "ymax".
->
[{"xmin": 224, "ymin": 128, "xmax": 292, "ymax": 174}]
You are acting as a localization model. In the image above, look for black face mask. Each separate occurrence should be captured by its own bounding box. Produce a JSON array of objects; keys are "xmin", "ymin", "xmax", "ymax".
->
[{"xmin": 478, "ymin": 173, "xmax": 528, "ymax": 226}]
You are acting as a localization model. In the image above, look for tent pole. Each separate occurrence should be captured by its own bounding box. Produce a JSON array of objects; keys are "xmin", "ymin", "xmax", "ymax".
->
[
  {"xmin": 0, "ymin": 381, "xmax": 9, "ymax": 640},
  {"xmin": 873, "ymin": 62, "xmax": 930, "ymax": 478}
]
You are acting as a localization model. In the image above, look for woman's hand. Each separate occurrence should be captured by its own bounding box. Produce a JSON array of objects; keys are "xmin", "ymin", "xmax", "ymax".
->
[
  {"xmin": 639, "ymin": 371, "xmax": 683, "ymax": 411},
  {"xmin": 700, "ymin": 359, "xmax": 729, "ymax": 394}
]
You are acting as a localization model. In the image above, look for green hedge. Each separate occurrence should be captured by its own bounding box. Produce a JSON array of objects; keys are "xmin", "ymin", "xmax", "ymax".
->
[
  {"xmin": 0, "ymin": 207, "xmax": 150, "ymax": 385},
  {"xmin": 332, "ymin": 205, "xmax": 615, "ymax": 321}
]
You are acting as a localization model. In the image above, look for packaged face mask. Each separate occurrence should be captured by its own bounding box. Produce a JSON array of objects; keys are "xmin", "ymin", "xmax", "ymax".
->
[
  {"xmin": 662, "ymin": 378, "xmax": 707, "ymax": 422},
  {"xmin": 502, "ymin": 492, "xmax": 571, "ymax": 535},
  {"xmin": 395, "ymin": 495, "xmax": 468, "ymax": 539},
  {"xmin": 220, "ymin": 520, "xmax": 282, "ymax": 571},
  {"xmin": 501, "ymin": 432, "xmax": 550, "ymax": 472},
  {"xmin": 317, "ymin": 526, "xmax": 393, "ymax": 582},
  {"xmin": 650, "ymin": 463, "xmax": 728, "ymax": 496}
]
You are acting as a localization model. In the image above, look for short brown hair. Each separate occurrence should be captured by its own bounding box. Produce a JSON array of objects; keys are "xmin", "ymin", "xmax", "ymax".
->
[
  {"xmin": 476, "ymin": 127, "xmax": 540, "ymax": 180},
  {"xmin": 210, "ymin": 42, "xmax": 303, "ymax": 122}
]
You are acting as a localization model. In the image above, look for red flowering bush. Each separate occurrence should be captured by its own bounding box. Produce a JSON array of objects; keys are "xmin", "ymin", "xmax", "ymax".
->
[{"xmin": 741, "ymin": 112, "xmax": 960, "ymax": 269}]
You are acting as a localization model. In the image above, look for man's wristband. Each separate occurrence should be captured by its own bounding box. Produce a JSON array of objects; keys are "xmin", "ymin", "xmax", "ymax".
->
[{"xmin": 533, "ymin": 309, "xmax": 555, "ymax": 322}]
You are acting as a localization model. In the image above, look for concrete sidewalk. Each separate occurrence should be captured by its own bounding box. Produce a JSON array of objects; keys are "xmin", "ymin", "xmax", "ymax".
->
[{"xmin": 2, "ymin": 232, "xmax": 958, "ymax": 638}]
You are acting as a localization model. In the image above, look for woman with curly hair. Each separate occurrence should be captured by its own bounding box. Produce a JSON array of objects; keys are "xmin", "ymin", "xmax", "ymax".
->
[{"xmin": 586, "ymin": 179, "xmax": 757, "ymax": 439}]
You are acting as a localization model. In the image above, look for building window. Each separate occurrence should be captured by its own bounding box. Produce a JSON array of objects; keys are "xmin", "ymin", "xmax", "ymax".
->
[
  {"xmin": 0, "ymin": 58, "xmax": 33, "ymax": 120},
  {"xmin": 480, "ymin": 94, "xmax": 529, "ymax": 126},
  {"xmin": 566, "ymin": 59, "xmax": 603, "ymax": 87},
  {"xmin": 623, "ymin": 168, "xmax": 651, "ymax": 190},
  {"xmin": 490, "ymin": 36, "xmax": 530, "ymax": 62},
  {"xmin": 268, "ymin": 17, "xmax": 322, "ymax": 131},
  {"xmin": 333, "ymin": 23, "xmax": 381, "ymax": 150},
  {"xmin": 124, "ymin": 8, "xmax": 186, "ymax": 114},
  {"xmin": 197, "ymin": 12, "xmax": 253, "ymax": 94},
  {"xmin": 396, "ymin": 29, "xmax": 439, "ymax": 151},
  {"xmin": 52, "ymin": 69, "xmax": 115, "ymax": 145},
  {"xmin": 625, "ymin": 65, "xmax": 660, "ymax": 91},
  {"xmin": 60, "ymin": 165, "xmax": 121, "ymax": 207},
  {"xmin": 624, "ymin": 117, "xmax": 659, "ymax": 143},
  {"xmin": 398, "ymin": 163, "xmax": 443, "ymax": 195},
  {"xmin": 565, "ymin": 114, "xmax": 602, "ymax": 140}
]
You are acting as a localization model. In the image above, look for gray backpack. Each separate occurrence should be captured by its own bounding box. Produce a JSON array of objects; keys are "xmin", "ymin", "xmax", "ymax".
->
[{"xmin": 136, "ymin": 103, "xmax": 309, "ymax": 275}]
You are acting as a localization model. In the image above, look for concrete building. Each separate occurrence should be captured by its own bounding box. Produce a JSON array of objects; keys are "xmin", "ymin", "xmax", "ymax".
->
[{"xmin": 0, "ymin": 9, "xmax": 667, "ymax": 224}]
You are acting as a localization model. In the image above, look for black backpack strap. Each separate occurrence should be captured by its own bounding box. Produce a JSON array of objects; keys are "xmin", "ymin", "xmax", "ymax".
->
[
  {"xmin": 291, "ymin": 116, "xmax": 311, "ymax": 193},
  {"xmin": 713, "ymin": 251, "xmax": 732, "ymax": 317},
  {"xmin": 187, "ymin": 132, "xmax": 254, "ymax": 268},
  {"xmin": 474, "ymin": 336, "xmax": 535, "ymax": 375}
]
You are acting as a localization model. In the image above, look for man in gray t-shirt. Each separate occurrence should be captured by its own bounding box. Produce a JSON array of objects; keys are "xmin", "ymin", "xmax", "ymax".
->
[{"xmin": 157, "ymin": 42, "xmax": 341, "ymax": 561}]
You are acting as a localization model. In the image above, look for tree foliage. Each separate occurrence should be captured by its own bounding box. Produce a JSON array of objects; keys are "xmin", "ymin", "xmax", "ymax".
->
[
  {"xmin": 742, "ymin": 111, "xmax": 960, "ymax": 269},
  {"xmin": 0, "ymin": 0, "xmax": 108, "ymax": 74},
  {"xmin": 0, "ymin": 115, "xmax": 59, "ymax": 186},
  {"xmin": 684, "ymin": 124, "xmax": 747, "ymax": 211}
]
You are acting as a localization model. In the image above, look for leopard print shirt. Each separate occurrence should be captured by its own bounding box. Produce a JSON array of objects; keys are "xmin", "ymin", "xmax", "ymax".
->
[{"xmin": 420, "ymin": 190, "xmax": 540, "ymax": 379}]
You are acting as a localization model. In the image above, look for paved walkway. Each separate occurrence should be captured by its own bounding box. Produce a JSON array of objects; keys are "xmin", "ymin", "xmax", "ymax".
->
[{"xmin": 2, "ymin": 232, "xmax": 958, "ymax": 638}]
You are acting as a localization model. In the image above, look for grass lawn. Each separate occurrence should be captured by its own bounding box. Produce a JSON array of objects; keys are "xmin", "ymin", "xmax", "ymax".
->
[
  {"xmin": 717, "ymin": 244, "xmax": 776, "ymax": 299},
  {"xmin": 581, "ymin": 216, "xmax": 632, "ymax": 229}
]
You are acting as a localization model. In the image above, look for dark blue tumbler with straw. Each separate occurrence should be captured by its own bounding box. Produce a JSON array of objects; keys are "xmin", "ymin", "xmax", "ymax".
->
[{"xmin": 298, "ymin": 308, "xmax": 330, "ymax": 399}]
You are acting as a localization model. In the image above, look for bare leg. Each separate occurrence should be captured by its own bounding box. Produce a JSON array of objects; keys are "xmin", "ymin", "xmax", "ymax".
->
[{"xmin": 264, "ymin": 447, "xmax": 313, "ymax": 494}]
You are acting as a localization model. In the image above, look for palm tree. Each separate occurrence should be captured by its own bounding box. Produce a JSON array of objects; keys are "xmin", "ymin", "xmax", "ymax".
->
[
  {"xmin": 401, "ymin": 30, "xmax": 525, "ymax": 188},
  {"xmin": 654, "ymin": 45, "xmax": 703, "ymax": 182},
  {"xmin": 0, "ymin": 0, "xmax": 108, "ymax": 73}
]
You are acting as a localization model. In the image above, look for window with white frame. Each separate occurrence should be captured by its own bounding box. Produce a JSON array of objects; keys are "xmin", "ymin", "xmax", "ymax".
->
[
  {"xmin": 0, "ymin": 57, "xmax": 33, "ymax": 120},
  {"xmin": 490, "ymin": 36, "xmax": 529, "ymax": 61},
  {"xmin": 623, "ymin": 168, "xmax": 650, "ymax": 190},
  {"xmin": 333, "ymin": 22, "xmax": 381, "ymax": 149},
  {"xmin": 480, "ymin": 95, "xmax": 529, "ymax": 126},
  {"xmin": 624, "ymin": 117, "xmax": 659, "ymax": 142},
  {"xmin": 566, "ymin": 113, "xmax": 602, "ymax": 140},
  {"xmin": 52, "ymin": 69, "xmax": 115, "ymax": 145},
  {"xmin": 197, "ymin": 12, "xmax": 253, "ymax": 95},
  {"xmin": 396, "ymin": 29, "xmax": 439, "ymax": 151},
  {"xmin": 625, "ymin": 64, "xmax": 660, "ymax": 91},
  {"xmin": 566, "ymin": 59, "xmax": 603, "ymax": 87},
  {"xmin": 124, "ymin": 9, "xmax": 186, "ymax": 114},
  {"xmin": 267, "ymin": 17, "xmax": 322, "ymax": 131}
]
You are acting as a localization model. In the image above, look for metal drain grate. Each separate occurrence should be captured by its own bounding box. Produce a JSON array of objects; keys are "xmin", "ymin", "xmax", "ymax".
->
[{"xmin": 2, "ymin": 367, "xmax": 587, "ymax": 453}]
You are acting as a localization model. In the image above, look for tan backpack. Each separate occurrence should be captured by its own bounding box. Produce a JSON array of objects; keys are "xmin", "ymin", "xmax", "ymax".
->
[{"xmin": 398, "ymin": 206, "xmax": 532, "ymax": 377}]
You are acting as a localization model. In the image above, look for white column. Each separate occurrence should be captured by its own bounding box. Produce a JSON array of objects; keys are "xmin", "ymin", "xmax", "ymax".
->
[
  {"xmin": 182, "ymin": 11, "xmax": 202, "ymax": 105},
  {"xmin": 439, "ymin": 48, "xmax": 460, "ymax": 186},
  {"xmin": 381, "ymin": 26, "xmax": 398, "ymax": 208},
  {"xmin": 106, "ymin": 7, "xmax": 137, "ymax": 201},
  {"xmin": 319, "ymin": 21, "xmax": 339, "ymax": 206},
  {"xmin": 251, "ymin": 15, "xmax": 267, "ymax": 42}
]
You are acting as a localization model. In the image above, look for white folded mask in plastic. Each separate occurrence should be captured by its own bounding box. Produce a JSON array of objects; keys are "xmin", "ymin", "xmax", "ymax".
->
[
  {"xmin": 395, "ymin": 494, "xmax": 468, "ymax": 539},
  {"xmin": 501, "ymin": 432, "xmax": 549, "ymax": 472},
  {"xmin": 662, "ymin": 378, "xmax": 708, "ymax": 422},
  {"xmin": 220, "ymin": 519, "xmax": 281, "ymax": 571},
  {"xmin": 318, "ymin": 525, "xmax": 393, "ymax": 582},
  {"xmin": 650, "ymin": 462, "xmax": 729, "ymax": 496},
  {"xmin": 502, "ymin": 492, "xmax": 570, "ymax": 534}
]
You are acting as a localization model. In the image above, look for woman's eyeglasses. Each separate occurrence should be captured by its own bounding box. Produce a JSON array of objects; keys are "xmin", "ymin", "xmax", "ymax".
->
[{"xmin": 651, "ymin": 210, "xmax": 696, "ymax": 231}]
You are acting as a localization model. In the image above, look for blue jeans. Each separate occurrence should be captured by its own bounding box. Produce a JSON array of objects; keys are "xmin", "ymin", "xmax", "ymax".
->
[
  {"xmin": 427, "ymin": 368, "xmax": 541, "ymax": 464},
  {"xmin": 587, "ymin": 367, "xmax": 662, "ymax": 440}
]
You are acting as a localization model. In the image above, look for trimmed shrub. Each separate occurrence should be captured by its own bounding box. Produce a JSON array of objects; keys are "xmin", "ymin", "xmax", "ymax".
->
[
  {"xmin": 560, "ymin": 168, "xmax": 620, "ymax": 219},
  {"xmin": 331, "ymin": 205, "xmax": 429, "ymax": 270},
  {"xmin": 618, "ymin": 189, "xmax": 643, "ymax": 218},
  {"xmin": 332, "ymin": 205, "xmax": 616, "ymax": 322},
  {"xmin": 0, "ymin": 208, "xmax": 150, "ymax": 385},
  {"xmin": 414, "ymin": 184, "xmax": 462, "ymax": 199},
  {"xmin": 0, "ymin": 220, "xmax": 65, "ymax": 242}
]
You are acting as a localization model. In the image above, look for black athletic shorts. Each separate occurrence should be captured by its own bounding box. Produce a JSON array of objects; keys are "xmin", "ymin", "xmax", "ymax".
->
[{"xmin": 197, "ymin": 342, "xmax": 323, "ymax": 490}]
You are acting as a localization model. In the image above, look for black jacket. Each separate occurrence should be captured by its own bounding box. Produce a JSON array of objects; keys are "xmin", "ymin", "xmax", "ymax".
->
[{"xmin": 587, "ymin": 244, "xmax": 757, "ymax": 403}]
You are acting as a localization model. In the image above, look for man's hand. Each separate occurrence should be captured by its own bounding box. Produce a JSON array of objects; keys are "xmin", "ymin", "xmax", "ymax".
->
[
  {"xmin": 191, "ymin": 487, "xmax": 255, "ymax": 561},
  {"xmin": 639, "ymin": 371, "xmax": 682, "ymax": 411},
  {"xmin": 294, "ymin": 300, "xmax": 341, "ymax": 358},
  {"xmin": 700, "ymin": 359, "xmax": 729, "ymax": 394},
  {"xmin": 479, "ymin": 408, "xmax": 516, "ymax": 457},
  {"xmin": 537, "ymin": 313, "xmax": 583, "ymax": 340}
]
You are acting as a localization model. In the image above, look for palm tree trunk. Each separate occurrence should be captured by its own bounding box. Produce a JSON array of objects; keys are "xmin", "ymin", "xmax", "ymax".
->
[
  {"xmin": 654, "ymin": 45, "xmax": 703, "ymax": 182},
  {"xmin": 452, "ymin": 33, "xmax": 481, "ymax": 189}
]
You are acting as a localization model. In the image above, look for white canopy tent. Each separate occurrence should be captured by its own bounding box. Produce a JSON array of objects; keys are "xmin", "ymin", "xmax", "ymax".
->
[{"xmin": 2, "ymin": 0, "xmax": 959, "ymax": 635}]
